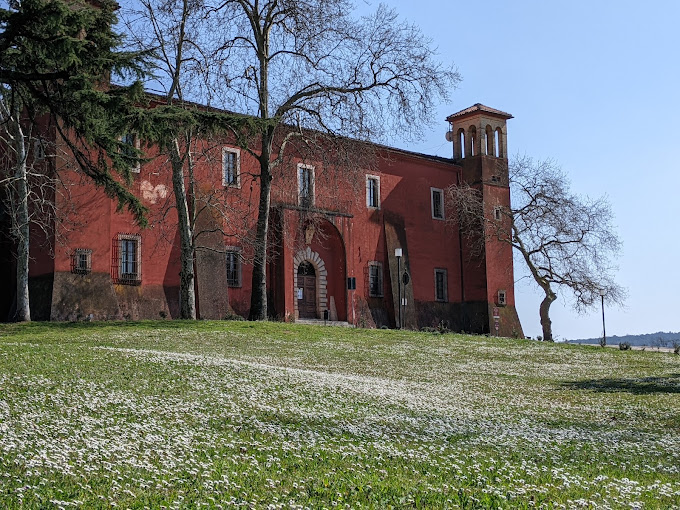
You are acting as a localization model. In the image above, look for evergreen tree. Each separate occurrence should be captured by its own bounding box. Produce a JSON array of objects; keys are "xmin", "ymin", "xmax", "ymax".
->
[
  {"xmin": 1, "ymin": 0, "xmax": 148, "ymax": 321},
  {"xmin": 1, "ymin": 0, "xmax": 149, "ymax": 221}
]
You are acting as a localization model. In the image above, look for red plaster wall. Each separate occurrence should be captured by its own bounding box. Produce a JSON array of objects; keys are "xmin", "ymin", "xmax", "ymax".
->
[{"xmin": 23, "ymin": 107, "xmax": 520, "ymax": 333}]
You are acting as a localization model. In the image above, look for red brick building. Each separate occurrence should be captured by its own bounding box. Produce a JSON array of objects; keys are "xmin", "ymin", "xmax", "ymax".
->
[{"xmin": 0, "ymin": 103, "xmax": 523, "ymax": 336}]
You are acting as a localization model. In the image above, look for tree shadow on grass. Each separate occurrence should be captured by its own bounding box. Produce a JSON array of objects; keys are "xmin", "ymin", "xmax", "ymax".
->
[{"xmin": 562, "ymin": 374, "xmax": 680, "ymax": 394}]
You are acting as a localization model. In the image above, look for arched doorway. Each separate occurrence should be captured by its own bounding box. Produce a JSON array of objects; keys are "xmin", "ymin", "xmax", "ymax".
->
[
  {"xmin": 291, "ymin": 220, "xmax": 346, "ymax": 321},
  {"xmin": 297, "ymin": 261, "xmax": 317, "ymax": 318}
]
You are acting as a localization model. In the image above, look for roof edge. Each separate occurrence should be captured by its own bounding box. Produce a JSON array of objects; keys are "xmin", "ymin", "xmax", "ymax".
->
[{"xmin": 446, "ymin": 103, "xmax": 513, "ymax": 122}]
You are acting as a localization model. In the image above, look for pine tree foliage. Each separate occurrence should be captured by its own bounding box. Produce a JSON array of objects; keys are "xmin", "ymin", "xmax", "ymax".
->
[{"xmin": 1, "ymin": 0, "xmax": 149, "ymax": 223}]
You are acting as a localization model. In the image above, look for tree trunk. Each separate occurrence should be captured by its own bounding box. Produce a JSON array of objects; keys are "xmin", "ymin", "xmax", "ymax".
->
[
  {"xmin": 248, "ymin": 163, "xmax": 272, "ymax": 320},
  {"xmin": 14, "ymin": 156, "xmax": 31, "ymax": 322},
  {"xmin": 168, "ymin": 138, "xmax": 196, "ymax": 319},
  {"xmin": 539, "ymin": 291, "xmax": 556, "ymax": 342},
  {"xmin": 11, "ymin": 115, "xmax": 30, "ymax": 322}
]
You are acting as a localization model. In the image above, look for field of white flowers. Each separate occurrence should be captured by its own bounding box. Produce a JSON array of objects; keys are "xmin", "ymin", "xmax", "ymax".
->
[{"xmin": 0, "ymin": 321, "xmax": 679, "ymax": 509}]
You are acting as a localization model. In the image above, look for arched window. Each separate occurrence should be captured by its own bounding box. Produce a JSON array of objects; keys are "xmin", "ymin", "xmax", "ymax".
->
[
  {"xmin": 494, "ymin": 128, "xmax": 501, "ymax": 157},
  {"xmin": 486, "ymin": 125, "xmax": 494, "ymax": 156},
  {"xmin": 297, "ymin": 261, "xmax": 316, "ymax": 276},
  {"xmin": 457, "ymin": 128, "xmax": 465, "ymax": 159},
  {"xmin": 469, "ymin": 126, "xmax": 477, "ymax": 157}
]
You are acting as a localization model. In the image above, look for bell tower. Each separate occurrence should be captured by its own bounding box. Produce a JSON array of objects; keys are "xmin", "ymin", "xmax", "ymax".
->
[
  {"xmin": 446, "ymin": 103, "xmax": 512, "ymax": 184},
  {"xmin": 446, "ymin": 104, "xmax": 523, "ymax": 338}
]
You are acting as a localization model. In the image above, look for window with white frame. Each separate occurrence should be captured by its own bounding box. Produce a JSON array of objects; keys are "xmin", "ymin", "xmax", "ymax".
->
[
  {"xmin": 222, "ymin": 147, "xmax": 240, "ymax": 187},
  {"xmin": 431, "ymin": 187, "xmax": 444, "ymax": 220},
  {"xmin": 298, "ymin": 164, "xmax": 314, "ymax": 207},
  {"xmin": 366, "ymin": 175, "xmax": 380, "ymax": 209},
  {"xmin": 112, "ymin": 234, "xmax": 141, "ymax": 284},
  {"xmin": 71, "ymin": 248, "xmax": 92, "ymax": 274},
  {"xmin": 368, "ymin": 261, "xmax": 383, "ymax": 297},
  {"xmin": 493, "ymin": 206, "xmax": 502, "ymax": 221},
  {"xmin": 226, "ymin": 247, "xmax": 242, "ymax": 288},
  {"xmin": 497, "ymin": 290, "xmax": 507, "ymax": 306},
  {"xmin": 120, "ymin": 133, "xmax": 140, "ymax": 173},
  {"xmin": 434, "ymin": 268, "xmax": 448, "ymax": 302}
]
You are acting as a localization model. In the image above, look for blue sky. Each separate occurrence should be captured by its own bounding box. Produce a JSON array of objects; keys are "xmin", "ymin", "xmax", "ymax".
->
[{"xmin": 376, "ymin": 0, "xmax": 680, "ymax": 340}]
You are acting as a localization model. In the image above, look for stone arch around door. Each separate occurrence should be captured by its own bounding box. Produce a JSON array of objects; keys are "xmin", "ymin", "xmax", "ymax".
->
[{"xmin": 293, "ymin": 247, "xmax": 327, "ymax": 319}]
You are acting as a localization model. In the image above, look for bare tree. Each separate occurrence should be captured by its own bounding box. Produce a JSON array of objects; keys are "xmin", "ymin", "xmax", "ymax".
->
[
  {"xmin": 0, "ymin": 88, "xmax": 62, "ymax": 322},
  {"xmin": 123, "ymin": 0, "xmax": 204, "ymax": 318},
  {"xmin": 124, "ymin": 0, "xmax": 270, "ymax": 318},
  {"xmin": 0, "ymin": 92, "xmax": 32, "ymax": 321},
  {"xmin": 192, "ymin": 0, "xmax": 460, "ymax": 320},
  {"xmin": 448, "ymin": 155, "xmax": 625, "ymax": 341}
]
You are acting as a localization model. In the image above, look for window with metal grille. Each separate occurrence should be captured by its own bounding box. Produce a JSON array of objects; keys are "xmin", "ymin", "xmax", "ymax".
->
[
  {"xmin": 368, "ymin": 261, "xmax": 383, "ymax": 297},
  {"xmin": 298, "ymin": 164, "xmax": 314, "ymax": 208},
  {"xmin": 434, "ymin": 268, "xmax": 447, "ymax": 302},
  {"xmin": 223, "ymin": 148, "xmax": 240, "ymax": 186},
  {"xmin": 111, "ymin": 234, "xmax": 141, "ymax": 285},
  {"xmin": 431, "ymin": 188, "xmax": 444, "ymax": 220},
  {"xmin": 226, "ymin": 248, "xmax": 241, "ymax": 287},
  {"xmin": 366, "ymin": 175, "xmax": 380, "ymax": 208},
  {"xmin": 71, "ymin": 249, "xmax": 92, "ymax": 274}
]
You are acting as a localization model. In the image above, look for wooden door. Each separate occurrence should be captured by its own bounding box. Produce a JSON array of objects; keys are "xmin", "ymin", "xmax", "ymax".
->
[
  {"xmin": 297, "ymin": 262, "xmax": 317, "ymax": 318},
  {"xmin": 299, "ymin": 275, "xmax": 317, "ymax": 318}
]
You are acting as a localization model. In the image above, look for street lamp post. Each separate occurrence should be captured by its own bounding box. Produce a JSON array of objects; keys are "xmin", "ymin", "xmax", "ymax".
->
[
  {"xmin": 395, "ymin": 248, "xmax": 402, "ymax": 329},
  {"xmin": 599, "ymin": 289, "xmax": 606, "ymax": 347}
]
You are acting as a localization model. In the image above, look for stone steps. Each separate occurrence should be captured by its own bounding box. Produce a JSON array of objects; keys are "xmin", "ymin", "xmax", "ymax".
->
[{"xmin": 295, "ymin": 319, "xmax": 354, "ymax": 328}]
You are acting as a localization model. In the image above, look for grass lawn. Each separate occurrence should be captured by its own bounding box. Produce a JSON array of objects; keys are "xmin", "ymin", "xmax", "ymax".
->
[{"xmin": 0, "ymin": 321, "xmax": 679, "ymax": 509}]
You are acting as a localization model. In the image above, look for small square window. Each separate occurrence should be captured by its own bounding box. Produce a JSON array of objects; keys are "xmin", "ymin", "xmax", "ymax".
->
[
  {"xmin": 498, "ymin": 290, "xmax": 507, "ymax": 306},
  {"xmin": 71, "ymin": 249, "xmax": 92, "ymax": 274},
  {"xmin": 120, "ymin": 133, "xmax": 140, "ymax": 173},
  {"xmin": 431, "ymin": 187, "xmax": 444, "ymax": 220},
  {"xmin": 434, "ymin": 268, "xmax": 448, "ymax": 302},
  {"xmin": 298, "ymin": 164, "xmax": 315, "ymax": 208},
  {"xmin": 112, "ymin": 234, "xmax": 141, "ymax": 284},
  {"xmin": 368, "ymin": 261, "xmax": 383, "ymax": 297},
  {"xmin": 366, "ymin": 175, "xmax": 380, "ymax": 209},
  {"xmin": 222, "ymin": 148, "xmax": 240, "ymax": 187},
  {"xmin": 226, "ymin": 247, "xmax": 242, "ymax": 288}
]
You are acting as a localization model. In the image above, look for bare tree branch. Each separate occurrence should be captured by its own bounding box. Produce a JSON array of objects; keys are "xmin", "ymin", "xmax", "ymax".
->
[{"xmin": 447, "ymin": 155, "xmax": 625, "ymax": 341}]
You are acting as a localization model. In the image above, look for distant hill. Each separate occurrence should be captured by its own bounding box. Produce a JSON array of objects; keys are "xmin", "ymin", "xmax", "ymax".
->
[{"xmin": 569, "ymin": 331, "xmax": 680, "ymax": 347}]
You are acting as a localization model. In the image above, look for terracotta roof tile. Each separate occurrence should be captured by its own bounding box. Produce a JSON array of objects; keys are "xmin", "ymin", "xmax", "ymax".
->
[{"xmin": 446, "ymin": 103, "xmax": 513, "ymax": 121}]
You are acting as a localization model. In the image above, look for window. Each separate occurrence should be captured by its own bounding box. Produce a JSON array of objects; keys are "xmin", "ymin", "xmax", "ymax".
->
[
  {"xmin": 368, "ymin": 261, "xmax": 383, "ymax": 297},
  {"xmin": 493, "ymin": 206, "xmax": 502, "ymax": 221},
  {"xmin": 120, "ymin": 133, "xmax": 140, "ymax": 173},
  {"xmin": 434, "ymin": 268, "xmax": 448, "ymax": 302},
  {"xmin": 226, "ymin": 247, "xmax": 242, "ymax": 287},
  {"xmin": 431, "ymin": 187, "xmax": 444, "ymax": 220},
  {"xmin": 366, "ymin": 175, "xmax": 380, "ymax": 209},
  {"xmin": 222, "ymin": 147, "xmax": 240, "ymax": 187},
  {"xmin": 33, "ymin": 139, "xmax": 45, "ymax": 161},
  {"xmin": 298, "ymin": 164, "xmax": 314, "ymax": 207},
  {"xmin": 112, "ymin": 234, "xmax": 141, "ymax": 284},
  {"xmin": 498, "ymin": 290, "xmax": 507, "ymax": 306},
  {"xmin": 71, "ymin": 249, "xmax": 92, "ymax": 274}
]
